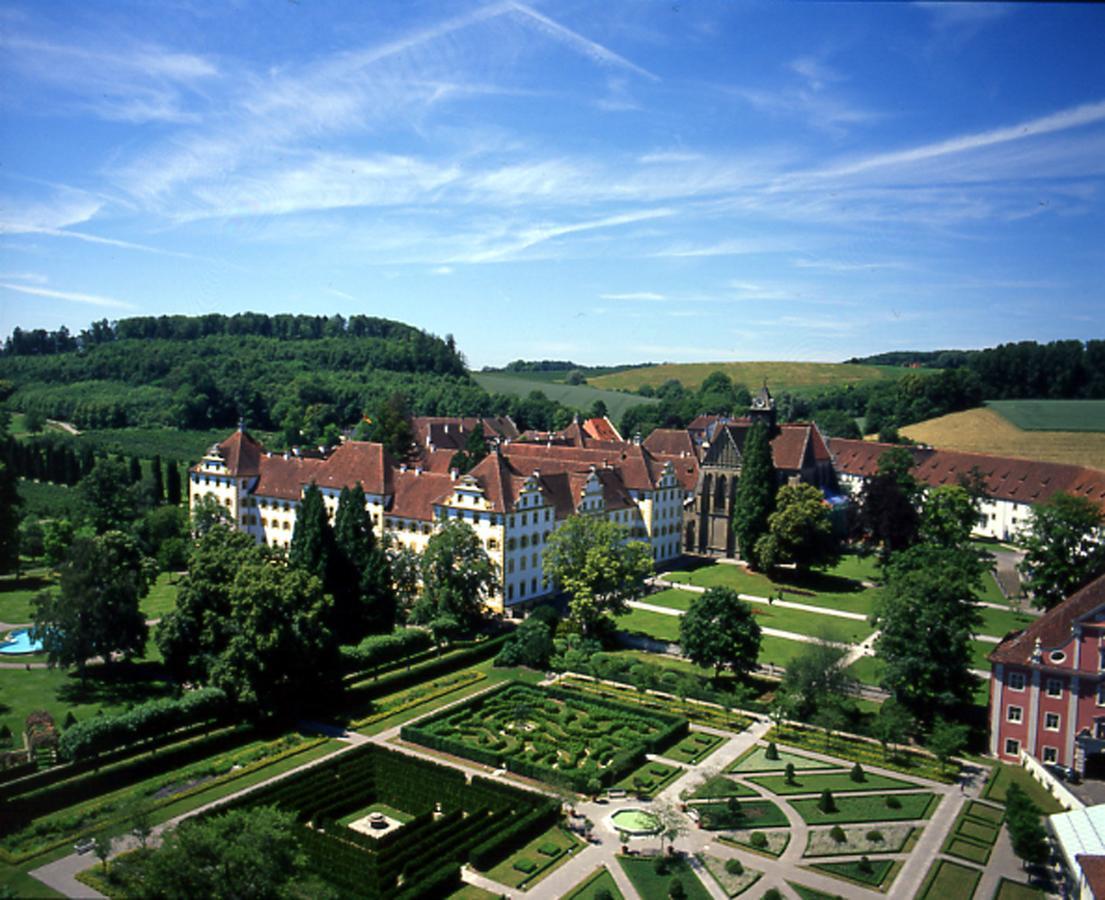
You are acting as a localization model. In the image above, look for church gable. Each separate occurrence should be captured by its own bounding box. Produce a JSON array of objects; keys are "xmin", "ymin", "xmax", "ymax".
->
[{"xmin": 703, "ymin": 427, "xmax": 742, "ymax": 468}]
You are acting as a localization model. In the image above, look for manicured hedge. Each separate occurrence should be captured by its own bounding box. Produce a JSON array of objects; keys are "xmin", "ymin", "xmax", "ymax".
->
[
  {"xmin": 340, "ymin": 628, "xmax": 433, "ymax": 674},
  {"xmin": 468, "ymin": 800, "xmax": 561, "ymax": 870},
  {"xmin": 58, "ymin": 688, "xmax": 228, "ymax": 762},
  {"xmin": 0, "ymin": 761, "xmax": 36, "ymax": 785}
]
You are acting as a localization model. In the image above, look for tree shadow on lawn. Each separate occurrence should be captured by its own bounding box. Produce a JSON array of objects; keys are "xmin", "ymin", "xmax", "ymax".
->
[
  {"xmin": 772, "ymin": 569, "xmax": 867, "ymax": 597},
  {"xmin": 0, "ymin": 573, "xmax": 54, "ymax": 595},
  {"xmin": 57, "ymin": 661, "xmax": 174, "ymax": 708}
]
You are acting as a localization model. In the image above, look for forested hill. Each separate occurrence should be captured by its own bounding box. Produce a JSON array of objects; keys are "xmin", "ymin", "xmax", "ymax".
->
[
  {"xmin": 846, "ymin": 340, "xmax": 1105, "ymax": 400},
  {"xmin": 0, "ymin": 313, "xmax": 484, "ymax": 439}
]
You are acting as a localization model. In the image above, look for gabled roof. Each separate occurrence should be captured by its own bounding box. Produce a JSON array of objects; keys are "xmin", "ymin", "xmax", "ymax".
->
[
  {"xmin": 582, "ymin": 416, "xmax": 622, "ymax": 443},
  {"xmin": 990, "ymin": 573, "xmax": 1105, "ymax": 666},
  {"xmin": 411, "ymin": 416, "xmax": 519, "ymax": 451},
  {"xmin": 313, "ymin": 441, "xmax": 394, "ymax": 495},
  {"xmin": 388, "ymin": 468, "xmax": 455, "ymax": 521},
  {"xmin": 217, "ymin": 430, "xmax": 263, "ymax": 476},
  {"xmin": 643, "ymin": 428, "xmax": 697, "ymax": 459},
  {"xmin": 252, "ymin": 454, "xmax": 324, "ymax": 500},
  {"xmin": 828, "ymin": 438, "xmax": 1105, "ymax": 512}
]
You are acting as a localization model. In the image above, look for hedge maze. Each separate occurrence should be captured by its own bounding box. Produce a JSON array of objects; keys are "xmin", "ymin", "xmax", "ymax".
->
[
  {"xmin": 401, "ymin": 682, "xmax": 688, "ymax": 792},
  {"xmin": 215, "ymin": 744, "xmax": 559, "ymax": 900}
]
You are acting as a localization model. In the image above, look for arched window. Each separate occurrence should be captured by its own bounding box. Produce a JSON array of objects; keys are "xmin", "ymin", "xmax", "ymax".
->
[{"xmin": 715, "ymin": 475, "xmax": 727, "ymax": 508}]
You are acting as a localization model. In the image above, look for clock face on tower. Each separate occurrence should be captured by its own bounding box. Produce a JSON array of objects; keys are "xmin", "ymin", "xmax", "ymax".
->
[{"xmin": 752, "ymin": 397, "xmax": 765, "ymax": 408}]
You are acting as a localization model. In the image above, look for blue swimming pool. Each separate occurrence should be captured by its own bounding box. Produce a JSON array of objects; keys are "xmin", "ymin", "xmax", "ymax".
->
[{"xmin": 0, "ymin": 629, "xmax": 44, "ymax": 655}]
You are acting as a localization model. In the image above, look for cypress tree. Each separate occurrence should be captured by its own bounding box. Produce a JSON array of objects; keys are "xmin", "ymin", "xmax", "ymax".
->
[
  {"xmin": 64, "ymin": 447, "xmax": 81, "ymax": 485},
  {"xmin": 151, "ymin": 454, "xmax": 165, "ymax": 505},
  {"xmin": 80, "ymin": 446, "xmax": 95, "ymax": 478},
  {"xmin": 129, "ymin": 456, "xmax": 142, "ymax": 484},
  {"xmin": 289, "ymin": 482, "xmax": 340, "ymax": 607},
  {"xmin": 332, "ymin": 485, "xmax": 393, "ymax": 639},
  {"xmin": 166, "ymin": 463, "xmax": 182, "ymax": 506},
  {"xmin": 731, "ymin": 421, "xmax": 777, "ymax": 568}
]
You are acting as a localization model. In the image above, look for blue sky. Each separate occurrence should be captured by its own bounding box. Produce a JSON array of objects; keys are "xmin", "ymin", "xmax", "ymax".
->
[{"xmin": 1, "ymin": 1, "xmax": 1102, "ymax": 368}]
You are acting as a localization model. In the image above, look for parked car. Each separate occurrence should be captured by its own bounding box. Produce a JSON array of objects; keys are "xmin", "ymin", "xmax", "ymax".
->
[{"xmin": 74, "ymin": 838, "xmax": 95, "ymax": 855}]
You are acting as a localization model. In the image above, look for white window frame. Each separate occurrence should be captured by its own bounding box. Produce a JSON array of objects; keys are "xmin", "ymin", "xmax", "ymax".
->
[
  {"xmin": 1005, "ymin": 738, "xmax": 1021, "ymax": 756},
  {"xmin": 1047, "ymin": 678, "xmax": 1063, "ymax": 698},
  {"xmin": 1008, "ymin": 672, "xmax": 1026, "ymax": 691},
  {"xmin": 1007, "ymin": 705, "xmax": 1023, "ymax": 723},
  {"xmin": 1043, "ymin": 746, "xmax": 1059, "ymax": 764},
  {"xmin": 1044, "ymin": 712, "xmax": 1061, "ymax": 731}
]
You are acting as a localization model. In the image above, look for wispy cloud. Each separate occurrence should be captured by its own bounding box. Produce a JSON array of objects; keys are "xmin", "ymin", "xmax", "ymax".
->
[
  {"xmin": 793, "ymin": 258, "xmax": 908, "ymax": 272},
  {"xmin": 1, "ymin": 282, "xmax": 136, "ymax": 309},
  {"xmin": 0, "ymin": 224, "xmax": 195, "ymax": 259},
  {"xmin": 600, "ymin": 291, "xmax": 665, "ymax": 301}
]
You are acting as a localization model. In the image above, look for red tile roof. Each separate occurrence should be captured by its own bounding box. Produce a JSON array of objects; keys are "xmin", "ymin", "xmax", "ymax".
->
[
  {"xmin": 829, "ymin": 438, "xmax": 1105, "ymax": 513},
  {"xmin": 583, "ymin": 416, "xmax": 622, "ymax": 443},
  {"xmin": 388, "ymin": 468, "xmax": 455, "ymax": 521},
  {"xmin": 411, "ymin": 416, "xmax": 519, "ymax": 450},
  {"xmin": 313, "ymin": 441, "xmax": 394, "ymax": 494},
  {"xmin": 252, "ymin": 454, "xmax": 324, "ymax": 500},
  {"xmin": 217, "ymin": 430, "xmax": 262, "ymax": 476},
  {"xmin": 990, "ymin": 573, "xmax": 1105, "ymax": 665},
  {"xmin": 644, "ymin": 429, "xmax": 697, "ymax": 459},
  {"xmin": 1076, "ymin": 855, "xmax": 1105, "ymax": 897}
]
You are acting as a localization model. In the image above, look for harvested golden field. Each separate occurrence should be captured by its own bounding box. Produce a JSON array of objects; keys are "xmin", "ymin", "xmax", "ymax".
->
[
  {"xmin": 589, "ymin": 360, "xmax": 919, "ymax": 394},
  {"xmin": 901, "ymin": 408, "xmax": 1105, "ymax": 470}
]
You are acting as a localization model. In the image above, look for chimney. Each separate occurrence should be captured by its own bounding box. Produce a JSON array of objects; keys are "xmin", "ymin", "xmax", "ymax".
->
[
  {"xmin": 414, "ymin": 466, "xmax": 422, "ymax": 476},
  {"xmin": 450, "ymin": 468, "xmax": 458, "ymax": 480}
]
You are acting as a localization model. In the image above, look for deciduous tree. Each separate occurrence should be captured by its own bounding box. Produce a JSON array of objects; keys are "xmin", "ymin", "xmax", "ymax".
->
[
  {"xmin": 678, "ymin": 587, "xmax": 761, "ymax": 679},
  {"xmin": 755, "ymin": 483, "xmax": 841, "ymax": 573},
  {"xmin": 33, "ymin": 531, "xmax": 154, "ymax": 675},
  {"xmin": 415, "ymin": 519, "xmax": 496, "ymax": 631},
  {"xmin": 858, "ymin": 448, "xmax": 920, "ymax": 563},
  {"xmin": 543, "ymin": 514, "xmax": 653, "ymax": 635},
  {"xmin": 79, "ymin": 458, "xmax": 138, "ymax": 533},
  {"xmin": 1019, "ymin": 492, "xmax": 1105, "ymax": 611},
  {"xmin": 779, "ymin": 638, "xmax": 853, "ymax": 721}
]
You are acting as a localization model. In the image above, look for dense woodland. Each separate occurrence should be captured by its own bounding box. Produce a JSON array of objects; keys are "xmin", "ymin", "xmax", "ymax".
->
[{"xmin": 848, "ymin": 340, "xmax": 1105, "ymax": 400}]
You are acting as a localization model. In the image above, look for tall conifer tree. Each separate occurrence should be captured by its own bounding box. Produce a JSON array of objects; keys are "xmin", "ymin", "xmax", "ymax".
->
[
  {"xmin": 333, "ymin": 484, "xmax": 394, "ymax": 637},
  {"xmin": 288, "ymin": 483, "xmax": 342, "ymax": 625},
  {"xmin": 166, "ymin": 462, "xmax": 182, "ymax": 506},
  {"xmin": 129, "ymin": 456, "xmax": 143, "ymax": 485},
  {"xmin": 151, "ymin": 454, "xmax": 165, "ymax": 505},
  {"xmin": 731, "ymin": 422, "xmax": 777, "ymax": 569}
]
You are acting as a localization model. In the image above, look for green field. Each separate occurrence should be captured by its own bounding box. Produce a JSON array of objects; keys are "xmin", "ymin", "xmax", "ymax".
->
[
  {"xmin": 471, "ymin": 371, "xmax": 657, "ymax": 422},
  {"xmin": 589, "ymin": 361, "xmax": 925, "ymax": 395},
  {"xmin": 987, "ymin": 399, "xmax": 1105, "ymax": 433}
]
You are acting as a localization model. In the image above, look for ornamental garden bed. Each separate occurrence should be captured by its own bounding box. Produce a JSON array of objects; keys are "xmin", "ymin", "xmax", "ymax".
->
[
  {"xmin": 401, "ymin": 682, "xmax": 688, "ymax": 793},
  {"xmin": 728, "ymin": 745, "xmax": 836, "ymax": 774},
  {"xmin": 748, "ymin": 770, "xmax": 921, "ymax": 796},
  {"xmin": 695, "ymin": 799, "xmax": 788, "ymax": 830},
  {"xmin": 617, "ymin": 854, "xmax": 712, "ymax": 900},
  {"xmin": 699, "ymin": 852, "xmax": 762, "ymax": 897},
  {"xmin": 664, "ymin": 731, "xmax": 725, "ymax": 765},
  {"xmin": 804, "ymin": 824, "xmax": 916, "ymax": 857},
  {"xmin": 211, "ymin": 743, "xmax": 560, "ymax": 900},
  {"xmin": 809, "ymin": 857, "xmax": 900, "ymax": 890},
  {"xmin": 484, "ymin": 823, "xmax": 584, "ymax": 889},
  {"xmin": 564, "ymin": 866, "xmax": 625, "ymax": 900},
  {"xmin": 790, "ymin": 792, "xmax": 939, "ymax": 825},
  {"xmin": 685, "ymin": 775, "xmax": 758, "ymax": 800},
  {"xmin": 719, "ymin": 828, "xmax": 790, "ymax": 857},
  {"xmin": 942, "ymin": 800, "xmax": 1004, "ymax": 865},
  {"xmin": 613, "ymin": 760, "xmax": 684, "ymax": 799},
  {"xmin": 916, "ymin": 859, "xmax": 982, "ymax": 900},
  {"xmin": 766, "ymin": 726, "xmax": 956, "ymax": 783}
]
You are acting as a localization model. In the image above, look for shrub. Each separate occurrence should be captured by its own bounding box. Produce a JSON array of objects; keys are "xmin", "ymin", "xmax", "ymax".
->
[
  {"xmin": 818, "ymin": 789, "xmax": 837, "ymax": 814},
  {"xmin": 596, "ymin": 891, "xmax": 613, "ymax": 900},
  {"xmin": 850, "ymin": 762, "xmax": 865, "ymax": 783},
  {"xmin": 763, "ymin": 890, "xmax": 782, "ymax": 900},
  {"xmin": 0, "ymin": 724, "xmax": 12, "ymax": 746},
  {"xmin": 830, "ymin": 825, "xmax": 846, "ymax": 844},
  {"xmin": 866, "ymin": 829, "xmax": 884, "ymax": 843},
  {"xmin": 537, "ymin": 842, "xmax": 560, "ymax": 857},
  {"xmin": 725, "ymin": 858, "xmax": 744, "ymax": 875},
  {"xmin": 886, "ymin": 795, "xmax": 901, "ymax": 809},
  {"xmin": 858, "ymin": 855, "xmax": 873, "ymax": 874},
  {"xmin": 784, "ymin": 763, "xmax": 796, "ymax": 785},
  {"xmin": 513, "ymin": 858, "xmax": 537, "ymax": 873},
  {"xmin": 63, "ymin": 711, "xmax": 77, "ymax": 730},
  {"xmin": 749, "ymin": 832, "xmax": 767, "ymax": 849},
  {"xmin": 765, "ymin": 741, "xmax": 779, "ymax": 760},
  {"xmin": 669, "ymin": 877, "xmax": 686, "ymax": 900},
  {"xmin": 654, "ymin": 856, "xmax": 670, "ymax": 875}
]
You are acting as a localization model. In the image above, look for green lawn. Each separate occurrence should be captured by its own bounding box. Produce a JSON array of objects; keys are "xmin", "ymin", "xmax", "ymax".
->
[
  {"xmin": 975, "ymin": 605, "xmax": 1034, "ymax": 639},
  {"xmin": 617, "ymin": 854, "xmax": 712, "ymax": 900},
  {"xmin": 916, "ymin": 859, "xmax": 981, "ymax": 900},
  {"xmin": 987, "ymin": 399, "xmax": 1105, "ymax": 433},
  {"xmin": 139, "ymin": 572, "xmax": 181, "ymax": 619},
  {"xmin": 844, "ymin": 655, "xmax": 884, "ymax": 686},
  {"xmin": 978, "ymin": 570, "xmax": 1011, "ymax": 604},
  {"xmin": 992, "ymin": 878, "xmax": 1050, "ymax": 900},
  {"xmin": 971, "ymin": 640, "xmax": 996, "ymax": 671},
  {"xmin": 0, "ymin": 571, "xmax": 54, "ymax": 624},
  {"xmin": 790, "ymin": 792, "xmax": 939, "ymax": 825},
  {"xmin": 449, "ymin": 886, "xmax": 504, "ymax": 900},
  {"xmin": 729, "ymin": 745, "xmax": 837, "ymax": 774},
  {"xmin": 642, "ymin": 588, "xmax": 697, "ymax": 611},
  {"xmin": 664, "ymin": 732, "xmax": 724, "ymax": 765},
  {"xmin": 823, "ymin": 553, "xmax": 880, "ymax": 584},
  {"xmin": 984, "ymin": 763, "xmax": 1065, "ymax": 814},
  {"xmin": 564, "ymin": 867, "xmax": 625, "ymax": 900},
  {"xmin": 663, "ymin": 559, "xmax": 879, "ymax": 617},
  {"xmin": 484, "ymin": 825, "xmax": 584, "ymax": 889},
  {"xmin": 697, "ymin": 799, "xmax": 789, "ymax": 830},
  {"xmin": 617, "ymin": 608, "xmax": 682, "ymax": 643},
  {"xmin": 809, "ymin": 857, "xmax": 897, "ymax": 889},
  {"xmin": 756, "ymin": 634, "xmax": 813, "ymax": 669},
  {"xmin": 747, "ymin": 604, "xmax": 873, "ymax": 644},
  {"xmin": 748, "ymin": 770, "xmax": 920, "ymax": 796},
  {"xmin": 686, "ymin": 775, "xmax": 759, "ymax": 800},
  {"xmin": 0, "ymin": 656, "xmax": 174, "ymax": 740}
]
